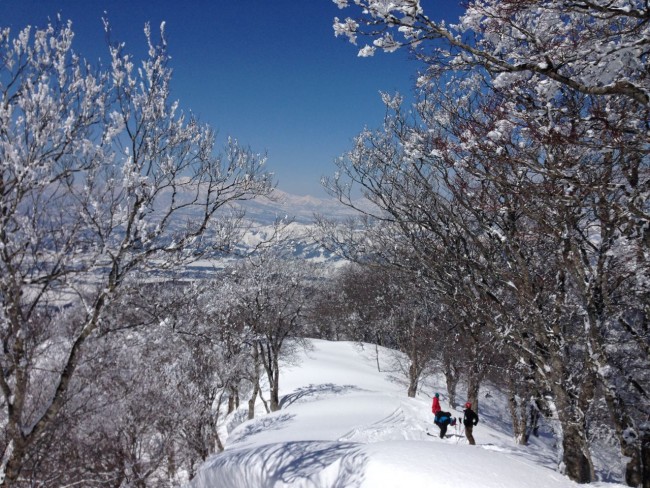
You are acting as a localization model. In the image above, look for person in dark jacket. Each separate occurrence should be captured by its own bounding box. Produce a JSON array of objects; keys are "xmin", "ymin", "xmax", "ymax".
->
[
  {"xmin": 463, "ymin": 402, "xmax": 479, "ymax": 445},
  {"xmin": 434, "ymin": 410, "xmax": 455, "ymax": 438}
]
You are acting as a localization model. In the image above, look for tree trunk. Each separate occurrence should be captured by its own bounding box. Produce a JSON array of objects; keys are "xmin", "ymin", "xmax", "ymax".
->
[
  {"xmin": 0, "ymin": 294, "xmax": 108, "ymax": 487},
  {"xmin": 248, "ymin": 347, "xmax": 262, "ymax": 419},
  {"xmin": 258, "ymin": 341, "xmax": 280, "ymax": 412},
  {"xmin": 600, "ymin": 387, "xmax": 643, "ymax": 487},
  {"xmin": 375, "ymin": 343, "xmax": 381, "ymax": 372},
  {"xmin": 561, "ymin": 423, "xmax": 595, "ymax": 484},
  {"xmin": 227, "ymin": 392, "xmax": 236, "ymax": 415},
  {"xmin": 407, "ymin": 361, "xmax": 418, "ymax": 398},
  {"xmin": 541, "ymin": 245, "xmax": 595, "ymax": 484},
  {"xmin": 526, "ymin": 397, "xmax": 545, "ymax": 442},
  {"xmin": 641, "ymin": 426, "xmax": 650, "ymax": 488},
  {"xmin": 407, "ymin": 318, "xmax": 420, "ymax": 398},
  {"xmin": 258, "ymin": 335, "xmax": 283, "ymax": 412},
  {"xmin": 568, "ymin": 284, "xmax": 641, "ymax": 487},
  {"xmin": 167, "ymin": 447, "xmax": 177, "ymax": 481},
  {"xmin": 584, "ymin": 308, "xmax": 645, "ymax": 488},
  {"xmin": 551, "ymin": 375, "xmax": 595, "ymax": 484},
  {"xmin": 258, "ymin": 383, "xmax": 271, "ymax": 414},
  {"xmin": 465, "ymin": 330, "xmax": 486, "ymax": 412},
  {"xmin": 269, "ymin": 351, "xmax": 281, "ymax": 412},
  {"xmin": 226, "ymin": 383, "xmax": 240, "ymax": 413},
  {"xmin": 211, "ymin": 390, "xmax": 226, "ymax": 454},
  {"xmin": 215, "ymin": 432, "xmax": 224, "ymax": 453},
  {"xmin": 1, "ymin": 438, "xmax": 24, "ymax": 488},
  {"xmin": 248, "ymin": 381, "xmax": 260, "ymax": 420},
  {"xmin": 624, "ymin": 443, "xmax": 643, "ymax": 488},
  {"xmin": 442, "ymin": 354, "xmax": 459, "ymax": 409},
  {"xmin": 507, "ymin": 380, "xmax": 528, "ymax": 445},
  {"xmin": 466, "ymin": 371, "xmax": 481, "ymax": 413}
]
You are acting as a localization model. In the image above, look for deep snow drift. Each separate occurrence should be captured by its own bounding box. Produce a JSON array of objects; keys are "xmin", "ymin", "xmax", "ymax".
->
[{"xmin": 190, "ymin": 340, "xmax": 625, "ymax": 488}]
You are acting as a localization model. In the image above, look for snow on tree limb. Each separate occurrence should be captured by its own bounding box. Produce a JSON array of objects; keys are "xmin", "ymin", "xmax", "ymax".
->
[{"xmin": 333, "ymin": 0, "xmax": 650, "ymax": 105}]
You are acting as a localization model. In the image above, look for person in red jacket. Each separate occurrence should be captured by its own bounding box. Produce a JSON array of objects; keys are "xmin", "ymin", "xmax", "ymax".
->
[{"xmin": 431, "ymin": 392, "xmax": 441, "ymax": 415}]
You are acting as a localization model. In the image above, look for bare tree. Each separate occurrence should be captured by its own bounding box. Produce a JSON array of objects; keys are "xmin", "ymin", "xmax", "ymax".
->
[
  {"xmin": 330, "ymin": 1, "xmax": 648, "ymax": 483},
  {"xmin": 0, "ymin": 20, "xmax": 271, "ymax": 486},
  {"xmin": 227, "ymin": 245, "xmax": 315, "ymax": 412},
  {"xmin": 421, "ymin": 74, "xmax": 648, "ymax": 485},
  {"xmin": 333, "ymin": 0, "xmax": 649, "ymax": 105},
  {"xmin": 326, "ymin": 263, "xmax": 441, "ymax": 398}
]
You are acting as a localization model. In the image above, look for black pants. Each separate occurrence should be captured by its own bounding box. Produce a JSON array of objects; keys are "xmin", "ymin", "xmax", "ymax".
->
[{"xmin": 437, "ymin": 422, "xmax": 448, "ymax": 438}]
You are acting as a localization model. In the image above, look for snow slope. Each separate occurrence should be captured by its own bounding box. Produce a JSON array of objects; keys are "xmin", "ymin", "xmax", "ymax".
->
[{"xmin": 191, "ymin": 340, "xmax": 625, "ymax": 488}]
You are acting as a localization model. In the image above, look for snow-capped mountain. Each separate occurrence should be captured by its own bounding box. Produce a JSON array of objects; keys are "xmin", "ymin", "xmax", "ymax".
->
[
  {"xmin": 233, "ymin": 188, "xmax": 367, "ymax": 225},
  {"xmin": 167, "ymin": 191, "xmax": 361, "ymax": 279},
  {"xmin": 222, "ymin": 189, "xmax": 367, "ymax": 265},
  {"xmin": 234, "ymin": 220, "xmax": 344, "ymax": 265}
]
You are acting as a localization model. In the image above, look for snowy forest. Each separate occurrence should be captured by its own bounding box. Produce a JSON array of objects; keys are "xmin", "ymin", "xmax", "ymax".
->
[{"xmin": 0, "ymin": 1, "xmax": 648, "ymax": 487}]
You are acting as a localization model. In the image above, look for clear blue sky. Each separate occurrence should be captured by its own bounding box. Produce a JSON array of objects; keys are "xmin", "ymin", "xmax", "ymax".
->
[{"xmin": 3, "ymin": 1, "xmax": 464, "ymax": 197}]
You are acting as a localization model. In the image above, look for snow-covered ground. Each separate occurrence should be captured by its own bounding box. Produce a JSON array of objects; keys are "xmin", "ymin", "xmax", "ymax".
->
[{"xmin": 190, "ymin": 339, "xmax": 626, "ymax": 488}]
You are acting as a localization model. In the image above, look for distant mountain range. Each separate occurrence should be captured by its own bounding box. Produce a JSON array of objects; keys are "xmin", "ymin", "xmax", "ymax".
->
[
  {"xmin": 234, "ymin": 189, "xmax": 368, "ymax": 225},
  {"xmin": 171, "ymin": 190, "xmax": 371, "ymax": 277}
]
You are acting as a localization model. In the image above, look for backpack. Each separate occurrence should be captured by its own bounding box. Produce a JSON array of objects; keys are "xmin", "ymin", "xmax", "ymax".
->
[{"xmin": 435, "ymin": 411, "xmax": 451, "ymax": 424}]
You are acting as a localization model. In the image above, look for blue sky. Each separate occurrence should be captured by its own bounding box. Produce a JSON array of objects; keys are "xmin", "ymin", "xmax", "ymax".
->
[{"xmin": 3, "ymin": 1, "xmax": 464, "ymax": 197}]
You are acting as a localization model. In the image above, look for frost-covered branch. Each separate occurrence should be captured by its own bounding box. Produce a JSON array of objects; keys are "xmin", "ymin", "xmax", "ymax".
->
[
  {"xmin": 333, "ymin": 0, "xmax": 650, "ymax": 105},
  {"xmin": 0, "ymin": 20, "xmax": 271, "ymax": 485}
]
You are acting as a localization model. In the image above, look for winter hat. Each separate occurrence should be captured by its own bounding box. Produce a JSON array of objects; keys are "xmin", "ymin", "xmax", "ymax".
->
[
  {"xmin": 465, "ymin": 402, "xmax": 471, "ymax": 408},
  {"xmin": 435, "ymin": 393, "xmax": 439, "ymax": 398}
]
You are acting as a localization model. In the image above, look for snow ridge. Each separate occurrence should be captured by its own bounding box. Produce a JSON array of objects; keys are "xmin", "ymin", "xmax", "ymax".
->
[{"xmin": 190, "ymin": 340, "xmax": 622, "ymax": 488}]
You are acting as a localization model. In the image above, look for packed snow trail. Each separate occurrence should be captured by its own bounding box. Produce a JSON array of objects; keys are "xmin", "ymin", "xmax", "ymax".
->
[{"xmin": 191, "ymin": 340, "xmax": 625, "ymax": 488}]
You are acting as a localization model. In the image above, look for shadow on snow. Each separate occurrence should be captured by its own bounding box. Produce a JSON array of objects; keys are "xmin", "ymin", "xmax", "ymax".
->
[
  {"xmin": 196, "ymin": 440, "xmax": 368, "ymax": 488},
  {"xmin": 280, "ymin": 383, "xmax": 365, "ymax": 409}
]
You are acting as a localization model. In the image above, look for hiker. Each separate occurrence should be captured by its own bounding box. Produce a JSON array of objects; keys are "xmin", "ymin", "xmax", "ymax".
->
[
  {"xmin": 434, "ymin": 410, "xmax": 455, "ymax": 438},
  {"xmin": 463, "ymin": 402, "xmax": 479, "ymax": 445},
  {"xmin": 431, "ymin": 392, "xmax": 441, "ymax": 415}
]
